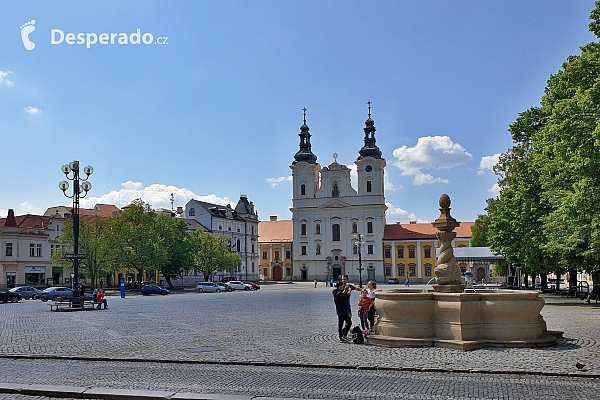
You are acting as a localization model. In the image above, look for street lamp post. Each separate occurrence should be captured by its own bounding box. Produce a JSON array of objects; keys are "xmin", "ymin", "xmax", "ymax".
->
[
  {"xmin": 59, "ymin": 161, "xmax": 93, "ymax": 297},
  {"xmin": 352, "ymin": 233, "xmax": 365, "ymax": 288}
]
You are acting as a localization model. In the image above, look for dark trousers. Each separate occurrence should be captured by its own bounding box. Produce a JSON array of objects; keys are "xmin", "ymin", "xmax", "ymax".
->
[
  {"xmin": 337, "ymin": 314, "xmax": 352, "ymax": 339},
  {"xmin": 368, "ymin": 304, "xmax": 376, "ymax": 329},
  {"xmin": 359, "ymin": 309, "xmax": 369, "ymax": 330}
]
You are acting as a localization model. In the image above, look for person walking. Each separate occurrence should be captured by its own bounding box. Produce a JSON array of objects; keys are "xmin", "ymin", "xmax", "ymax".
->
[
  {"xmin": 405, "ymin": 277, "xmax": 410, "ymax": 287},
  {"xmin": 366, "ymin": 280, "xmax": 381, "ymax": 332},
  {"xmin": 333, "ymin": 281, "xmax": 352, "ymax": 342},
  {"xmin": 314, "ymin": 279, "xmax": 318, "ymax": 288}
]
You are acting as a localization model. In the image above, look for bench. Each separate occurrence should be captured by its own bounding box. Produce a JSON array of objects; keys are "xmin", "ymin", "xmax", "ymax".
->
[{"xmin": 49, "ymin": 296, "xmax": 103, "ymax": 311}]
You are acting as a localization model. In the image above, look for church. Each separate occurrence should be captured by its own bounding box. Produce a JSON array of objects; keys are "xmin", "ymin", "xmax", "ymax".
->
[{"xmin": 290, "ymin": 106, "xmax": 387, "ymax": 283}]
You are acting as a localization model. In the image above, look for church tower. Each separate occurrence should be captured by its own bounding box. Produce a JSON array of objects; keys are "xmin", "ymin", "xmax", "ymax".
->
[
  {"xmin": 355, "ymin": 101, "xmax": 386, "ymax": 202},
  {"xmin": 291, "ymin": 108, "xmax": 320, "ymax": 199}
]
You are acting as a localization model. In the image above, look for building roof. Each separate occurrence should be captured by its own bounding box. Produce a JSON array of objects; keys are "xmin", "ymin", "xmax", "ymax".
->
[
  {"xmin": 0, "ymin": 213, "xmax": 51, "ymax": 231},
  {"xmin": 258, "ymin": 220, "xmax": 293, "ymax": 243},
  {"xmin": 189, "ymin": 199, "xmax": 246, "ymax": 221},
  {"xmin": 383, "ymin": 222, "xmax": 474, "ymax": 240},
  {"xmin": 46, "ymin": 204, "xmax": 120, "ymax": 219}
]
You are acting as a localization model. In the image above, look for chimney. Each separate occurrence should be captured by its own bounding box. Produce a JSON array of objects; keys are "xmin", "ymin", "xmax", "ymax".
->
[
  {"xmin": 269, "ymin": 215, "xmax": 278, "ymax": 221},
  {"xmin": 177, "ymin": 206, "xmax": 183, "ymax": 214},
  {"xmin": 5, "ymin": 209, "xmax": 17, "ymax": 227}
]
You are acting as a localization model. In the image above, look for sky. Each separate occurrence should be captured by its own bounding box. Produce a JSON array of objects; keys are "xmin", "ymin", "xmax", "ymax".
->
[{"xmin": 0, "ymin": 1, "xmax": 597, "ymax": 224}]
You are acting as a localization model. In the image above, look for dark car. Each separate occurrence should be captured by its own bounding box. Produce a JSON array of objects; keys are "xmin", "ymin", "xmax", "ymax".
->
[
  {"xmin": 221, "ymin": 277, "xmax": 237, "ymax": 283},
  {"xmin": 0, "ymin": 289, "xmax": 21, "ymax": 303},
  {"xmin": 243, "ymin": 281, "xmax": 260, "ymax": 290},
  {"xmin": 387, "ymin": 278, "xmax": 400, "ymax": 284},
  {"xmin": 141, "ymin": 285, "xmax": 170, "ymax": 296}
]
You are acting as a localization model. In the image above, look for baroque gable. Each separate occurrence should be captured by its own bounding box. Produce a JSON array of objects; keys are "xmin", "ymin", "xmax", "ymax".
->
[{"xmin": 318, "ymin": 199, "xmax": 352, "ymax": 209}]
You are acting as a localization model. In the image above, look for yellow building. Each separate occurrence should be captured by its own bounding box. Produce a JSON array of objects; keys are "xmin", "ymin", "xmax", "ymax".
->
[
  {"xmin": 382, "ymin": 222, "xmax": 476, "ymax": 283},
  {"xmin": 258, "ymin": 217, "xmax": 293, "ymax": 281}
]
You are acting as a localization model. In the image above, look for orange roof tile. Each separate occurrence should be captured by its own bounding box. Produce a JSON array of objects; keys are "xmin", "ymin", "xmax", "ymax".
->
[
  {"xmin": 384, "ymin": 222, "xmax": 474, "ymax": 240},
  {"xmin": 0, "ymin": 214, "xmax": 51, "ymax": 230},
  {"xmin": 258, "ymin": 220, "xmax": 293, "ymax": 243}
]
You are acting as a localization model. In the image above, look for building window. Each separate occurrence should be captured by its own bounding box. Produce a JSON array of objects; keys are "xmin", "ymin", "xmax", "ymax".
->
[
  {"xmin": 262, "ymin": 251, "xmax": 268, "ymax": 260},
  {"xmin": 237, "ymin": 227, "xmax": 240, "ymax": 232},
  {"xmin": 301, "ymin": 184, "xmax": 306, "ymax": 196},
  {"xmin": 384, "ymin": 247, "xmax": 391, "ymax": 258},
  {"xmin": 286, "ymin": 249, "xmax": 291, "ymax": 259},
  {"xmin": 252, "ymin": 262, "xmax": 255, "ymax": 272},
  {"xmin": 263, "ymin": 267, "xmax": 268, "ymax": 277},
  {"xmin": 352, "ymin": 222, "xmax": 357, "ymax": 233},
  {"xmin": 425, "ymin": 264, "xmax": 432, "ymax": 277},
  {"xmin": 409, "ymin": 264, "xmax": 416, "ymax": 276},
  {"xmin": 397, "ymin": 246, "xmax": 404, "ymax": 258},
  {"xmin": 353, "ymin": 245, "xmax": 358, "ymax": 255},
  {"xmin": 5, "ymin": 243, "xmax": 12, "ymax": 257},
  {"xmin": 252, "ymin": 226, "xmax": 255, "ymax": 235},
  {"xmin": 398, "ymin": 264, "xmax": 405, "ymax": 276},
  {"xmin": 251, "ymin": 244, "xmax": 255, "ymax": 254},
  {"xmin": 385, "ymin": 266, "xmax": 391, "ymax": 276},
  {"xmin": 316, "ymin": 244, "xmax": 321, "ymax": 255},
  {"xmin": 286, "ymin": 267, "xmax": 291, "ymax": 276},
  {"xmin": 301, "ymin": 224, "xmax": 307, "ymax": 236},
  {"xmin": 315, "ymin": 223, "xmax": 320, "ymax": 234},
  {"xmin": 408, "ymin": 246, "xmax": 415, "ymax": 258},
  {"xmin": 332, "ymin": 224, "xmax": 340, "ymax": 241},
  {"xmin": 228, "ymin": 227, "xmax": 231, "ymax": 231},
  {"xmin": 367, "ymin": 180, "xmax": 372, "ymax": 192},
  {"xmin": 189, "ymin": 208, "xmax": 195, "ymax": 217},
  {"xmin": 367, "ymin": 244, "xmax": 373, "ymax": 254},
  {"xmin": 367, "ymin": 221, "xmax": 373, "ymax": 233},
  {"xmin": 424, "ymin": 246, "xmax": 431, "ymax": 258},
  {"xmin": 301, "ymin": 245, "xmax": 307, "ymax": 255},
  {"xmin": 219, "ymin": 225, "xmax": 222, "ymax": 230},
  {"xmin": 30, "ymin": 244, "xmax": 35, "ymax": 257},
  {"xmin": 236, "ymin": 239, "xmax": 241, "ymax": 252},
  {"xmin": 274, "ymin": 250, "xmax": 280, "ymax": 261}
]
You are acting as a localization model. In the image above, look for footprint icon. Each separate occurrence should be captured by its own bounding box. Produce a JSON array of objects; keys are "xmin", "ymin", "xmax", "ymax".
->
[{"xmin": 20, "ymin": 20, "xmax": 36, "ymax": 50}]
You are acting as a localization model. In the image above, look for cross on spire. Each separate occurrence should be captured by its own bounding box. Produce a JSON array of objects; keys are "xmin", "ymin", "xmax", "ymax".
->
[
  {"xmin": 367, "ymin": 101, "xmax": 372, "ymax": 119},
  {"xmin": 302, "ymin": 107, "xmax": 307, "ymax": 124}
]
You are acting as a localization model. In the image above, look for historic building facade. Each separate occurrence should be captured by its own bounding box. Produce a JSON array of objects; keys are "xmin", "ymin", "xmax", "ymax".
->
[
  {"xmin": 290, "ymin": 109, "xmax": 387, "ymax": 282},
  {"xmin": 258, "ymin": 216, "xmax": 293, "ymax": 281}
]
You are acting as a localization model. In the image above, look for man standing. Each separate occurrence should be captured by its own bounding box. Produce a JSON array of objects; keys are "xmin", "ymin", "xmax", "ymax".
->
[
  {"xmin": 314, "ymin": 279, "xmax": 318, "ymax": 288},
  {"xmin": 332, "ymin": 281, "xmax": 352, "ymax": 342},
  {"xmin": 341, "ymin": 274, "xmax": 358, "ymax": 316}
]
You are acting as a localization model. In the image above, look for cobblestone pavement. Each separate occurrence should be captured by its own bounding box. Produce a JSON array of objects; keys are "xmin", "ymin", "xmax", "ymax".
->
[{"xmin": 0, "ymin": 282, "xmax": 597, "ymax": 398}]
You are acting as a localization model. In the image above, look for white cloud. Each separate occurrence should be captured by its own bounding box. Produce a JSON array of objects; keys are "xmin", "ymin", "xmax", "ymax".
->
[
  {"xmin": 0, "ymin": 70, "xmax": 14, "ymax": 86},
  {"xmin": 478, "ymin": 153, "xmax": 501, "ymax": 175},
  {"xmin": 80, "ymin": 182, "xmax": 233, "ymax": 210},
  {"xmin": 385, "ymin": 203, "xmax": 428, "ymax": 224},
  {"xmin": 392, "ymin": 136, "xmax": 472, "ymax": 185},
  {"xmin": 24, "ymin": 106, "xmax": 42, "ymax": 115},
  {"xmin": 0, "ymin": 209, "xmax": 7, "ymax": 218},
  {"xmin": 384, "ymin": 174, "xmax": 401, "ymax": 191},
  {"xmin": 488, "ymin": 183, "xmax": 500, "ymax": 197},
  {"xmin": 345, "ymin": 164, "xmax": 358, "ymax": 186},
  {"xmin": 18, "ymin": 201, "xmax": 42, "ymax": 215},
  {"xmin": 266, "ymin": 176, "xmax": 293, "ymax": 187}
]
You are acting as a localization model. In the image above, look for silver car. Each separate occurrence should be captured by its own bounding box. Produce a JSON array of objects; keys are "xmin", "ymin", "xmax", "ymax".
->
[
  {"xmin": 39, "ymin": 287, "xmax": 74, "ymax": 302},
  {"xmin": 226, "ymin": 281, "xmax": 253, "ymax": 291},
  {"xmin": 9, "ymin": 286, "xmax": 42, "ymax": 300},
  {"xmin": 195, "ymin": 282, "xmax": 223, "ymax": 293}
]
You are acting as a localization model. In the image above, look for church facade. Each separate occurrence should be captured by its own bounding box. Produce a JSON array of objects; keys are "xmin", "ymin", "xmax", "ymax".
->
[{"xmin": 290, "ymin": 109, "xmax": 387, "ymax": 283}]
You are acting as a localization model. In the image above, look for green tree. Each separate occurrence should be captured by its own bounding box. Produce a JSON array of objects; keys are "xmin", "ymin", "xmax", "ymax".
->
[
  {"xmin": 104, "ymin": 200, "xmax": 168, "ymax": 290},
  {"xmin": 51, "ymin": 216, "xmax": 111, "ymax": 289},
  {"xmin": 190, "ymin": 230, "xmax": 241, "ymax": 281},
  {"xmin": 155, "ymin": 214, "xmax": 193, "ymax": 289}
]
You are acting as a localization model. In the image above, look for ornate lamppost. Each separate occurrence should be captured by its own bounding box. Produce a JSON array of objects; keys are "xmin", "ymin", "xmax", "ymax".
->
[
  {"xmin": 59, "ymin": 161, "xmax": 93, "ymax": 296},
  {"xmin": 352, "ymin": 232, "xmax": 365, "ymax": 288}
]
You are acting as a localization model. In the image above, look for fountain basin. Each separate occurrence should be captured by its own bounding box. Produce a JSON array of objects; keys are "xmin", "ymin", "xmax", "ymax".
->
[{"xmin": 369, "ymin": 290, "xmax": 558, "ymax": 350}]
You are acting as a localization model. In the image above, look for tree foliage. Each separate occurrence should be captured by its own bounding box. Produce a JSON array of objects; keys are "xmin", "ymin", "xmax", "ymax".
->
[{"xmin": 190, "ymin": 230, "xmax": 241, "ymax": 282}]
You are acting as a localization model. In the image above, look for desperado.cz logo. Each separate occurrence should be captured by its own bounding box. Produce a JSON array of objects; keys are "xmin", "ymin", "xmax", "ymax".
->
[{"xmin": 20, "ymin": 20, "xmax": 168, "ymax": 50}]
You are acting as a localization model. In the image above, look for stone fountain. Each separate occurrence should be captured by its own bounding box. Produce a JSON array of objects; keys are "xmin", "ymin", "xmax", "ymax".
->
[{"xmin": 368, "ymin": 194, "xmax": 559, "ymax": 350}]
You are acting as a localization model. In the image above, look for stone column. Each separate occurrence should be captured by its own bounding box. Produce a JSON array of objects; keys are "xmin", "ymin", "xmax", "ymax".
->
[{"xmin": 432, "ymin": 194, "xmax": 464, "ymax": 293}]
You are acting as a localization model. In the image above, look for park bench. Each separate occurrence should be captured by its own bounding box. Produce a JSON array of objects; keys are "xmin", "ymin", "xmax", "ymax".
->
[{"xmin": 49, "ymin": 296, "xmax": 103, "ymax": 311}]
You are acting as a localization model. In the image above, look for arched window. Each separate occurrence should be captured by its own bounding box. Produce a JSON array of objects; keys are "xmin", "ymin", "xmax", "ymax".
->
[
  {"xmin": 301, "ymin": 224, "xmax": 307, "ymax": 236},
  {"xmin": 189, "ymin": 208, "xmax": 195, "ymax": 217},
  {"xmin": 315, "ymin": 223, "xmax": 320, "ymax": 234},
  {"xmin": 301, "ymin": 184, "xmax": 306, "ymax": 195},
  {"xmin": 236, "ymin": 239, "xmax": 241, "ymax": 252},
  {"xmin": 367, "ymin": 221, "xmax": 373, "ymax": 233},
  {"xmin": 251, "ymin": 244, "xmax": 255, "ymax": 254},
  {"xmin": 397, "ymin": 264, "xmax": 405, "ymax": 276},
  {"xmin": 352, "ymin": 222, "xmax": 357, "ymax": 234},
  {"xmin": 366, "ymin": 180, "xmax": 372, "ymax": 192},
  {"xmin": 332, "ymin": 224, "xmax": 340, "ymax": 241}
]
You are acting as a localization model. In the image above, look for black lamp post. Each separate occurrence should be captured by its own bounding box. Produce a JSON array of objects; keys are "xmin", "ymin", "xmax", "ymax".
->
[
  {"xmin": 59, "ymin": 161, "xmax": 93, "ymax": 296},
  {"xmin": 353, "ymin": 233, "xmax": 365, "ymax": 288}
]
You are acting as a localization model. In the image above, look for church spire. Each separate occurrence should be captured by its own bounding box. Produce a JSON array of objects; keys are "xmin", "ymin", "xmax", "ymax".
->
[
  {"xmin": 358, "ymin": 101, "xmax": 382, "ymax": 160},
  {"xmin": 293, "ymin": 107, "xmax": 318, "ymax": 165}
]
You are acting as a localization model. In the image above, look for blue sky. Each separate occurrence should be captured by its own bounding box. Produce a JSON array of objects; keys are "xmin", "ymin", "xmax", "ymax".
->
[{"xmin": 0, "ymin": 1, "xmax": 596, "ymax": 224}]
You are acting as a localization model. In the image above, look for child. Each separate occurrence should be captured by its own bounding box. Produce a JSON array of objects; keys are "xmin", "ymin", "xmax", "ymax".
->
[
  {"xmin": 358, "ymin": 289, "xmax": 374, "ymax": 333},
  {"xmin": 367, "ymin": 280, "xmax": 382, "ymax": 332}
]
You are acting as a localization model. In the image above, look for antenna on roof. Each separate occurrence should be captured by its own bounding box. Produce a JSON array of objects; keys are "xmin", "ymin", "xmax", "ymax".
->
[{"xmin": 170, "ymin": 193, "xmax": 175, "ymax": 211}]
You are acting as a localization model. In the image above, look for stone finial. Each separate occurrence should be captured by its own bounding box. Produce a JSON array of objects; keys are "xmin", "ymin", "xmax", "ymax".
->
[
  {"xmin": 432, "ymin": 193, "xmax": 460, "ymax": 232},
  {"xmin": 432, "ymin": 194, "xmax": 463, "ymax": 291}
]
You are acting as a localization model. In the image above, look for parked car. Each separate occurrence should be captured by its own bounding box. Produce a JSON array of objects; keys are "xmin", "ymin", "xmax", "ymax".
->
[
  {"xmin": 226, "ymin": 281, "xmax": 253, "ymax": 291},
  {"xmin": 242, "ymin": 281, "xmax": 260, "ymax": 290},
  {"xmin": 9, "ymin": 286, "xmax": 42, "ymax": 300},
  {"xmin": 196, "ymin": 282, "xmax": 223, "ymax": 293},
  {"xmin": 387, "ymin": 278, "xmax": 400, "ymax": 284},
  {"xmin": 141, "ymin": 285, "xmax": 170, "ymax": 295},
  {"xmin": 216, "ymin": 282, "xmax": 232, "ymax": 292},
  {"xmin": 0, "ymin": 289, "xmax": 21, "ymax": 303},
  {"xmin": 126, "ymin": 281, "xmax": 149, "ymax": 290},
  {"xmin": 39, "ymin": 287, "xmax": 74, "ymax": 302}
]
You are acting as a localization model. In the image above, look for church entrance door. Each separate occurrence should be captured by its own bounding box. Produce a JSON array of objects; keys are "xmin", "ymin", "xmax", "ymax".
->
[
  {"xmin": 476, "ymin": 267, "xmax": 486, "ymax": 283},
  {"xmin": 273, "ymin": 266, "xmax": 282, "ymax": 281},
  {"xmin": 368, "ymin": 269, "xmax": 375, "ymax": 281},
  {"xmin": 332, "ymin": 265, "xmax": 342, "ymax": 281}
]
